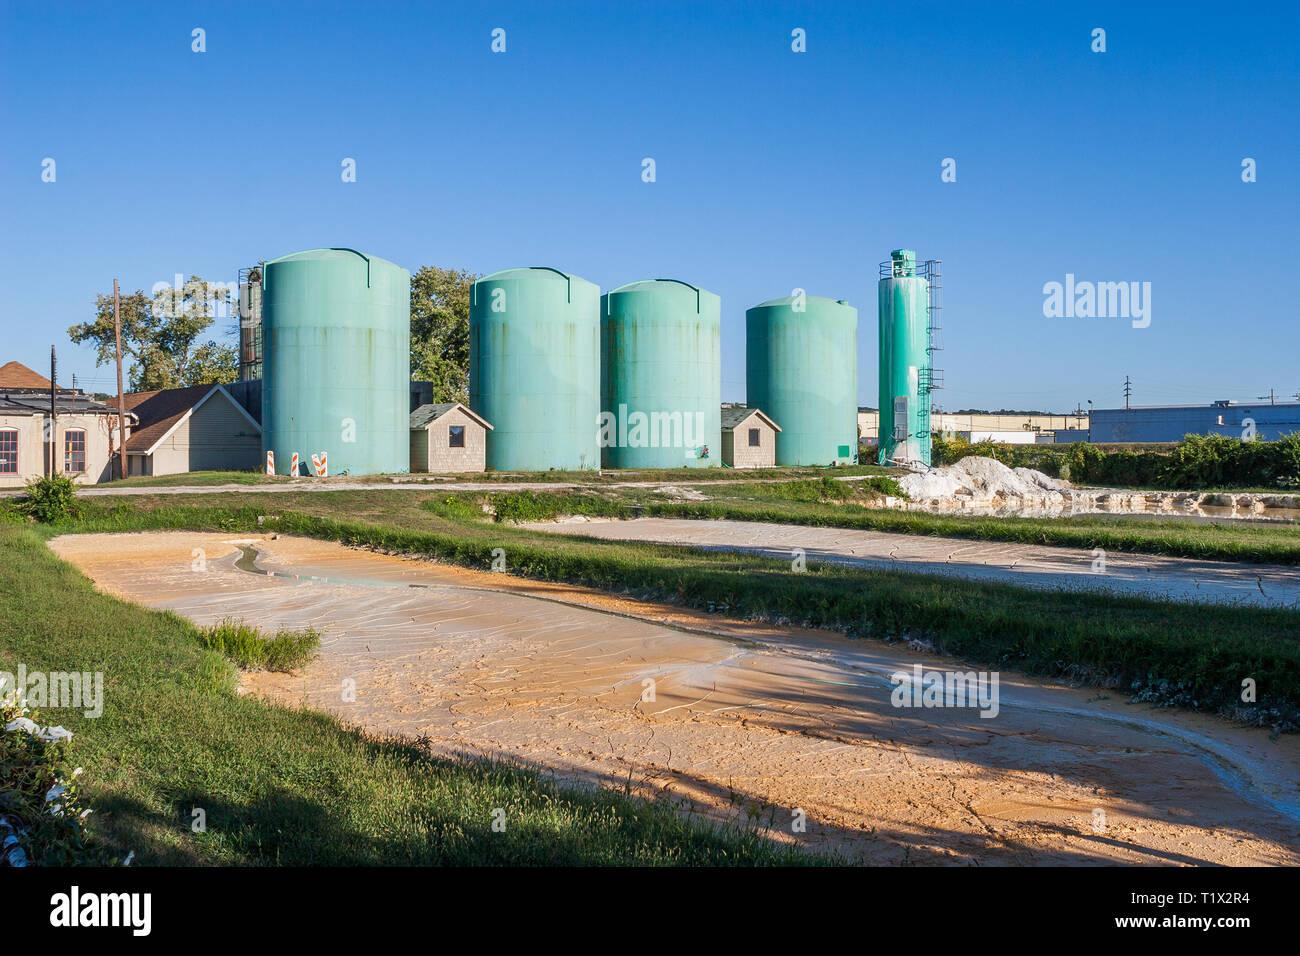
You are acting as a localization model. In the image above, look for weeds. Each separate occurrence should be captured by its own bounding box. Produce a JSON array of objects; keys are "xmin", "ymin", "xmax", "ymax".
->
[{"xmin": 198, "ymin": 618, "xmax": 320, "ymax": 671}]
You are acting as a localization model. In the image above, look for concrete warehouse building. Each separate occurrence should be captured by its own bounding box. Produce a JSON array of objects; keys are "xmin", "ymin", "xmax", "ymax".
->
[
  {"xmin": 409, "ymin": 402, "xmax": 493, "ymax": 473},
  {"xmin": 1089, "ymin": 402, "xmax": 1300, "ymax": 443},
  {"xmin": 0, "ymin": 360, "xmax": 133, "ymax": 487},
  {"xmin": 857, "ymin": 410, "xmax": 1090, "ymax": 444},
  {"xmin": 720, "ymin": 406, "xmax": 780, "ymax": 468}
]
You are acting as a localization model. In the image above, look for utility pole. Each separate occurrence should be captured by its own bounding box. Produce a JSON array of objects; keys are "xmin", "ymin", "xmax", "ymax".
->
[
  {"xmin": 49, "ymin": 346, "xmax": 57, "ymax": 478},
  {"xmin": 1123, "ymin": 376, "xmax": 1132, "ymax": 410},
  {"xmin": 1257, "ymin": 388, "xmax": 1277, "ymax": 406},
  {"xmin": 113, "ymin": 278, "xmax": 128, "ymax": 480}
]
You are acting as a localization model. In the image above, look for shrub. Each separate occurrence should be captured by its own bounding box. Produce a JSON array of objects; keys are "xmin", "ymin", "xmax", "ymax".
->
[
  {"xmin": 859, "ymin": 475, "xmax": 907, "ymax": 498},
  {"xmin": 19, "ymin": 475, "xmax": 79, "ymax": 523},
  {"xmin": 932, "ymin": 435, "xmax": 1067, "ymax": 477},
  {"xmin": 490, "ymin": 491, "xmax": 629, "ymax": 523},
  {"xmin": 942, "ymin": 434, "xmax": 1300, "ymax": 491},
  {"xmin": 423, "ymin": 495, "xmax": 488, "ymax": 522},
  {"xmin": 198, "ymin": 618, "xmax": 320, "ymax": 671}
]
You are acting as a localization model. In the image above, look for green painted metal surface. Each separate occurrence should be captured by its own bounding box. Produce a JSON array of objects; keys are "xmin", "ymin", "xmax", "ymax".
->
[
  {"xmin": 745, "ymin": 294, "xmax": 858, "ymax": 466},
  {"xmin": 878, "ymin": 249, "xmax": 931, "ymax": 466},
  {"xmin": 261, "ymin": 248, "xmax": 411, "ymax": 476},
  {"xmin": 600, "ymin": 279, "xmax": 721, "ymax": 468},
  {"xmin": 470, "ymin": 267, "xmax": 600, "ymax": 471}
]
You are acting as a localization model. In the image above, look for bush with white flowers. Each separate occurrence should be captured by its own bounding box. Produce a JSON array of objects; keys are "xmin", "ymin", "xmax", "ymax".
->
[{"xmin": 1, "ymin": 698, "xmax": 115, "ymax": 866}]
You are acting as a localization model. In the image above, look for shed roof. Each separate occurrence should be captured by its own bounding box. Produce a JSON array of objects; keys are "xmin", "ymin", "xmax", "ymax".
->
[
  {"xmin": 410, "ymin": 402, "xmax": 493, "ymax": 431},
  {"xmin": 720, "ymin": 406, "xmax": 780, "ymax": 431}
]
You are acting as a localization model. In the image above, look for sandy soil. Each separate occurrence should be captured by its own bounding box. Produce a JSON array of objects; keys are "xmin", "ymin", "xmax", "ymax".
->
[
  {"xmin": 525, "ymin": 517, "xmax": 1300, "ymax": 607},
  {"xmin": 48, "ymin": 531, "xmax": 1300, "ymax": 865}
]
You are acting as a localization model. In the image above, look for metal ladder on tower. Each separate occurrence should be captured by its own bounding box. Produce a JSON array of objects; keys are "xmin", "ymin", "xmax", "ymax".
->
[{"xmin": 916, "ymin": 260, "xmax": 944, "ymax": 442}]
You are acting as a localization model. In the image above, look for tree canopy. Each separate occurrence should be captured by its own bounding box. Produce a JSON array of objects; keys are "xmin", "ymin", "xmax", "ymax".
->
[
  {"xmin": 410, "ymin": 265, "xmax": 476, "ymax": 404},
  {"xmin": 69, "ymin": 276, "xmax": 238, "ymax": 391}
]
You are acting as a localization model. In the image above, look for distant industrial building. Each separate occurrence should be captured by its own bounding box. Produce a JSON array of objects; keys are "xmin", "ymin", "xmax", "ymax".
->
[
  {"xmin": 1088, "ymin": 402, "xmax": 1300, "ymax": 443},
  {"xmin": 859, "ymin": 410, "xmax": 1089, "ymax": 444}
]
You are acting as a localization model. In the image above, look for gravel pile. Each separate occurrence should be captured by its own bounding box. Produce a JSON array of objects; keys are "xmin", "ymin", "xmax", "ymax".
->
[{"xmin": 897, "ymin": 456, "xmax": 1068, "ymax": 502}]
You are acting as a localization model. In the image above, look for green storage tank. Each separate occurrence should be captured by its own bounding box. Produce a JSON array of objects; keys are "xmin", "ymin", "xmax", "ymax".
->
[
  {"xmin": 471, "ymin": 267, "xmax": 600, "ymax": 471},
  {"xmin": 600, "ymin": 279, "xmax": 721, "ymax": 468},
  {"xmin": 878, "ymin": 249, "xmax": 932, "ymax": 466},
  {"xmin": 261, "ymin": 248, "xmax": 411, "ymax": 476},
  {"xmin": 746, "ymin": 294, "xmax": 859, "ymax": 466}
]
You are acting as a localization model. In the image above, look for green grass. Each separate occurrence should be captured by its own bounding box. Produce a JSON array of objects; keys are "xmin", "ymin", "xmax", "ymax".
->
[
  {"xmin": 89, "ymin": 464, "xmax": 898, "ymax": 491},
  {"xmin": 422, "ymin": 481, "xmax": 1300, "ymax": 566},
  {"xmin": 1072, "ymin": 482, "xmax": 1300, "ymax": 497},
  {"xmin": 452, "ymin": 463, "xmax": 897, "ymax": 483},
  {"xmin": 47, "ymin": 490, "xmax": 1300, "ymax": 729},
  {"xmin": 104, "ymin": 470, "xmax": 281, "ymax": 487},
  {"xmin": 0, "ymin": 522, "xmax": 816, "ymax": 865},
  {"xmin": 198, "ymin": 618, "xmax": 321, "ymax": 671}
]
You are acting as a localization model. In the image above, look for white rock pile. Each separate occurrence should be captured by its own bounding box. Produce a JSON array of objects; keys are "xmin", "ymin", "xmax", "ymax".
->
[{"xmin": 897, "ymin": 456, "xmax": 1068, "ymax": 502}]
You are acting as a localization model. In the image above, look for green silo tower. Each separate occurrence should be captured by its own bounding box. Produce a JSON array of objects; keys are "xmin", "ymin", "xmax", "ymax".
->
[
  {"xmin": 878, "ymin": 250, "xmax": 940, "ymax": 467},
  {"xmin": 746, "ymin": 294, "xmax": 859, "ymax": 466},
  {"xmin": 601, "ymin": 279, "xmax": 721, "ymax": 468},
  {"xmin": 470, "ymin": 267, "xmax": 600, "ymax": 471},
  {"xmin": 261, "ymin": 248, "xmax": 411, "ymax": 476}
]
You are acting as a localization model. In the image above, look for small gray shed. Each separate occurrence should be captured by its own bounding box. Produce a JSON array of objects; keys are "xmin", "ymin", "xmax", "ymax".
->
[
  {"xmin": 410, "ymin": 403, "xmax": 493, "ymax": 473},
  {"xmin": 721, "ymin": 406, "xmax": 780, "ymax": 469}
]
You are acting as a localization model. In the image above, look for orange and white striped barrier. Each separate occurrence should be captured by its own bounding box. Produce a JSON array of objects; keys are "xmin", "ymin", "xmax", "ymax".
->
[
  {"xmin": 265, "ymin": 451, "xmax": 275, "ymax": 476},
  {"xmin": 311, "ymin": 452, "xmax": 328, "ymax": 477},
  {"xmin": 290, "ymin": 452, "xmax": 300, "ymax": 478}
]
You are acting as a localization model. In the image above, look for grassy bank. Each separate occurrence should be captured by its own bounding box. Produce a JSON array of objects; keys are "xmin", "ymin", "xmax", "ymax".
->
[
  {"xmin": 81, "ymin": 463, "xmax": 896, "ymax": 490},
  {"xmin": 44, "ymin": 491, "xmax": 1300, "ymax": 729},
  {"xmin": 0, "ymin": 522, "xmax": 813, "ymax": 865},
  {"xmin": 444, "ymin": 483, "xmax": 1300, "ymax": 566}
]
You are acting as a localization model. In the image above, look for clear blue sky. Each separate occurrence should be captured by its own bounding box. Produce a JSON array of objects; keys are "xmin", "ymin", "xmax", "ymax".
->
[{"xmin": 2, "ymin": 0, "xmax": 1296, "ymax": 411}]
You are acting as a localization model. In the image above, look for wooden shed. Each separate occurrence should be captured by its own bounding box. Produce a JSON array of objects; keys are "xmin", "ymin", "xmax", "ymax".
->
[
  {"xmin": 410, "ymin": 403, "xmax": 493, "ymax": 473},
  {"xmin": 721, "ymin": 406, "xmax": 780, "ymax": 468}
]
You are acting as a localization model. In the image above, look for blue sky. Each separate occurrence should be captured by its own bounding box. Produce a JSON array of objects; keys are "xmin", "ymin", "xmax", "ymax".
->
[{"xmin": 2, "ymin": 0, "xmax": 1296, "ymax": 411}]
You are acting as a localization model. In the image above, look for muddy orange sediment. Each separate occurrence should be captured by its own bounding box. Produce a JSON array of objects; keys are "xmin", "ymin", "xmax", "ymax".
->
[{"xmin": 48, "ymin": 531, "xmax": 1300, "ymax": 865}]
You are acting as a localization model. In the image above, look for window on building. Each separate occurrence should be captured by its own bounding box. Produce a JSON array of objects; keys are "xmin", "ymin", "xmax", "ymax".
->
[
  {"xmin": 448, "ymin": 425, "xmax": 465, "ymax": 448},
  {"xmin": 64, "ymin": 429, "xmax": 86, "ymax": 474},
  {"xmin": 0, "ymin": 429, "xmax": 17, "ymax": 474},
  {"xmin": 748, "ymin": 427, "xmax": 761, "ymax": 447}
]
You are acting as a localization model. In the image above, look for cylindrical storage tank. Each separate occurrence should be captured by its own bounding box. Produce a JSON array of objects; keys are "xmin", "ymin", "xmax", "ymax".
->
[
  {"xmin": 470, "ymin": 267, "xmax": 600, "ymax": 471},
  {"xmin": 261, "ymin": 248, "xmax": 411, "ymax": 476},
  {"xmin": 878, "ymin": 250, "xmax": 931, "ymax": 466},
  {"xmin": 746, "ymin": 294, "xmax": 858, "ymax": 466},
  {"xmin": 600, "ymin": 279, "xmax": 721, "ymax": 468}
]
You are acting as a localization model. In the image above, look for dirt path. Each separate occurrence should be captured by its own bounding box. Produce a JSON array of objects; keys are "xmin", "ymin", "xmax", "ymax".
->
[
  {"xmin": 44, "ymin": 477, "xmax": 829, "ymax": 497},
  {"xmin": 48, "ymin": 531, "xmax": 1300, "ymax": 865},
  {"xmin": 524, "ymin": 517, "xmax": 1300, "ymax": 607}
]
